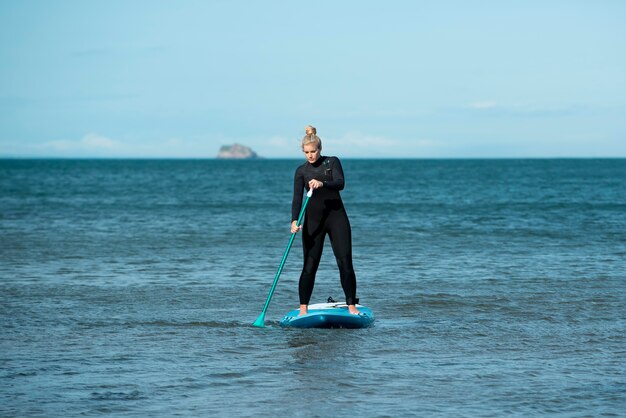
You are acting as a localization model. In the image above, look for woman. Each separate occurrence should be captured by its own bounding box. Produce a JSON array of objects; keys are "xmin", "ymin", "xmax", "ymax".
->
[{"xmin": 291, "ymin": 125, "xmax": 359, "ymax": 316}]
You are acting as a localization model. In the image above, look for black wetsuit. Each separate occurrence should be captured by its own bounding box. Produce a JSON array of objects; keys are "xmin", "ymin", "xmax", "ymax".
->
[{"xmin": 292, "ymin": 156, "xmax": 357, "ymax": 305}]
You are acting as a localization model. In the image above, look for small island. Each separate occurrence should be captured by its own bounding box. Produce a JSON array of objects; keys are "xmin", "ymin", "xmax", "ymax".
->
[{"xmin": 216, "ymin": 143, "xmax": 260, "ymax": 159}]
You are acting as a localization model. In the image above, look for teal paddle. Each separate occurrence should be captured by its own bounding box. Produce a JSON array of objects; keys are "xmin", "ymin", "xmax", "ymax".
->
[{"xmin": 252, "ymin": 188, "xmax": 314, "ymax": 328}]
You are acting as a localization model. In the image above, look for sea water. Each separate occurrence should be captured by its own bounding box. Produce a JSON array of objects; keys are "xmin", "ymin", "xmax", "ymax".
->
[{"xmin": 1, "ymin": 159, "xmax": 625, "ymax": 417}]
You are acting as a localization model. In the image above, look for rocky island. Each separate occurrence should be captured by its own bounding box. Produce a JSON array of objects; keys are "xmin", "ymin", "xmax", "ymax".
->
[{"xmin": 216, "ymin": 143, "xmax": 260, "ymax": 159}]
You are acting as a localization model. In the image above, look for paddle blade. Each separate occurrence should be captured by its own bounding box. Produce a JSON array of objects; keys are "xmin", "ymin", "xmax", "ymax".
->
[{"xmin": 252, "ymin": 313, "xmax": 266, "ymax": 328}]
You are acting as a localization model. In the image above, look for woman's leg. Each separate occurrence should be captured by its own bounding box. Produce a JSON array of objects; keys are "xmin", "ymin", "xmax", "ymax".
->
[
  {"xmin": 298, "ymin": 226, "xmax": 326, "ymax": 311},
  {"xmin": 327, "ymin": 212, "xmax": 358, "ymax": 309}
]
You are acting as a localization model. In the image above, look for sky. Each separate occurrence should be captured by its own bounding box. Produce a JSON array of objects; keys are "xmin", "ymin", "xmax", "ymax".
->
[{"xmin": 1, "ymin": 0, "xmax": 625, "ymax": 158}]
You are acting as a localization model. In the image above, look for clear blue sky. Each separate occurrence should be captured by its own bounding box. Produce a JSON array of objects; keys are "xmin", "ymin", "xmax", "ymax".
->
[{"xmin": 1, "ymin": 0, "xmax": 625, "ymax": 158}]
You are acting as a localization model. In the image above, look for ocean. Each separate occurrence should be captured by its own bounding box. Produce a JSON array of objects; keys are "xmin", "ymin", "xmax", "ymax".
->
[{"xmin": 1, "ymin": 158, "xmax": 625, "ymax": 417}]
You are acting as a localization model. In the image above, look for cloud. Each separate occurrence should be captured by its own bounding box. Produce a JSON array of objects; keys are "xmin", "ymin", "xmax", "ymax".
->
[
  {"xmin": 30, "ymin": 133, "xmax": 218, "ymax": 158},
  {"xmin": 327, "ymin": 131, "xmax": 398, "ymax": 148},
  {"xmin": 37, "ymin": 133, "xmax": 125, "ymax": 154},
  {"xmin": 80, "ymin": 133, "xmax": 122, "ymax": 149},
  {"xmin": 266, "ymin": 136, "xmax": 291, "ymax": 148},
  {"xmin": 323, "ymin": 131, "xmax": 440, "ymax": 158},
  {"xmin": 219, "ymin": 134, "xmax": 300, "ymax": 158},
  {"xmin": 34, "ymin": 133, "xmax": 126, "ymax": 154}
]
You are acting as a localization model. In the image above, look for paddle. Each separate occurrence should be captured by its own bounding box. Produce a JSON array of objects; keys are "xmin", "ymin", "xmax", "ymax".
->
[{"xmin": 252, "ymin": 188, "xmax": 314, "ymax": 327}]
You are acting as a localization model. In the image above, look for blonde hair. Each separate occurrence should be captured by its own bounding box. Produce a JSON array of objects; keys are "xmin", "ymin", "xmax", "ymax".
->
[{"xmin": 301, "ymin": 125, "xmax": 322, "ymax": 150}]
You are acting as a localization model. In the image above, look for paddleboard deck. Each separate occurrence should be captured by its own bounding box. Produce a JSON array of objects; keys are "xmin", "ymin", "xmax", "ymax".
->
[{"xmin": 279, "ymin": 302, "xmax": 375, "ymax": 329}]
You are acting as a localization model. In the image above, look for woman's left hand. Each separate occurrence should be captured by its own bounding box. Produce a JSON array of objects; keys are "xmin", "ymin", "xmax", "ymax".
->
[{"xmin": 308, "ymin": 179, "xmax": 323, "ymax": 190}]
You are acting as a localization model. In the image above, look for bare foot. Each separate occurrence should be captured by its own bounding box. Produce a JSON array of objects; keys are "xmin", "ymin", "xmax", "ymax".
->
[
  {"xmin": 299, "ymin": 304, "xmax": 308, "ymax": 316},
  {"xmin": 348, "ymin": 304, "xmax": 360, "ymax": 315}
]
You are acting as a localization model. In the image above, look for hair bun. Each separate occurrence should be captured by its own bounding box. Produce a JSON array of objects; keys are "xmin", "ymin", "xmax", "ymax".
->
[{"xmin": 305, "ymin": 125, "xmax": 317, "ymax": 135}]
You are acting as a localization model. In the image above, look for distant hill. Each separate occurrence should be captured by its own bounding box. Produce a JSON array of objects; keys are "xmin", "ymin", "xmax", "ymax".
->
[{"xmin": 216, "ymin": 143, "xmax": 260, "ymax": 159}]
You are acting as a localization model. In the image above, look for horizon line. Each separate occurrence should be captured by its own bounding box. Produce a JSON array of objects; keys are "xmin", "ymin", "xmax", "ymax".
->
[{"xmin": 2, "ymin": 156, "xmax": 625, "ymax": 161}]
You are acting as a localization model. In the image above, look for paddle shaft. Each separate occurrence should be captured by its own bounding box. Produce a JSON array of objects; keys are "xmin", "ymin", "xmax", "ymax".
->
[{"xmin": 252, "ymin": 189, "xmax": 313, "ymax": 327}]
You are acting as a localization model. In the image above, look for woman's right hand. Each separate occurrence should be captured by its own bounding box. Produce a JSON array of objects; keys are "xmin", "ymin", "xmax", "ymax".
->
[{"xmin": 291, "ymin": 221, "xmax": 302, "ymax": 234}]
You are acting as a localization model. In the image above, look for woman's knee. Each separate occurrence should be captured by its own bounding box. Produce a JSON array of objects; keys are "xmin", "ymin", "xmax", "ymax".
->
[{"xmin": 335, "ymin": 256, "xmax": 354, "ymax": 274}]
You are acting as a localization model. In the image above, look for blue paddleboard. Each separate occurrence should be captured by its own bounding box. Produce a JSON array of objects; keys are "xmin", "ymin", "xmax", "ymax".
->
[{"xmin": 280, "ymin": 302, "xmax": 375, "ymax": 329}]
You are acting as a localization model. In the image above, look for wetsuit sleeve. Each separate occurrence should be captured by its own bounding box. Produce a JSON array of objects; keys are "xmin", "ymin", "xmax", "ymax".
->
[
  {"xmin": 292, "ymin": 167, "xmax": 305, "ymax": 221},
  {"xmin": 322, "ymin": 157, "xmax": 345, "ymax": 191}
]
